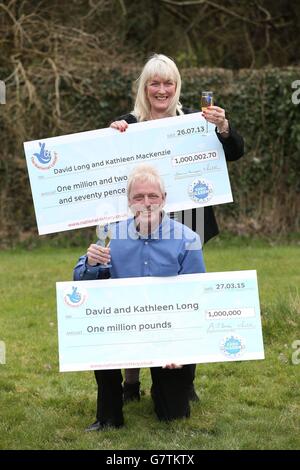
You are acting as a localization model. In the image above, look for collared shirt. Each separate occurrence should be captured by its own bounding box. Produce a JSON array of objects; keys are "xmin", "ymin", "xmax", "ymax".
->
[{"xmin": 73, "ymin": 214, "xmax": 205, "ymax": 281}]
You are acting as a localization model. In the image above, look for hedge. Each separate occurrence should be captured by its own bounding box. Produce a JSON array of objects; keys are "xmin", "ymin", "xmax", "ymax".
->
[{"xmin": 0, "ymin": 66, "xmax": 299, "ymax": 247}]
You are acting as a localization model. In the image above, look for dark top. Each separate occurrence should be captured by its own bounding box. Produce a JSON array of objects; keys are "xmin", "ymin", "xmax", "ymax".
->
[{"xmin": 117, "ymin": 107, "xmax": 244, "ymax": 244}]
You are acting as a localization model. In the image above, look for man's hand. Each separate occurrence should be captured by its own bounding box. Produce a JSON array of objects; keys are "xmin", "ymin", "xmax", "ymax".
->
[
  {"xmin": 163, "ymin": 363, "xmax": 183, "ymax": 369},
  {"xmin": 87, "ymin": 244, "xmax": 111, "ymax": 266}
]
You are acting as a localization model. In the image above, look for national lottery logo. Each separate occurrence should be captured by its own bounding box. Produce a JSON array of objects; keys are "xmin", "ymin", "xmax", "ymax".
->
[
  {"xmin": 188, "ymin": 178, "xmax": 213, "ymax": 204},
  {"xmin": 31, "ymin": 142, "xmax": 58, "ymax": 170},
  {"xmin": 64, "ymin": 286, "xmax": 87, "ymax": 307},
  {"xmin": 220, "ymin": 335, "xmax": 245, "ymax": 359}
]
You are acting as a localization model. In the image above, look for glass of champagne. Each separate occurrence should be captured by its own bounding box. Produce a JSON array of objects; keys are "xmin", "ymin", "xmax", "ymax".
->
[
  {"xmin": 96, "ymin": 223, "xmax": 112, "ymax": 269},
  {"xmin": 201, "ymin": 91, "xmax": 213, "ymax": 133}
]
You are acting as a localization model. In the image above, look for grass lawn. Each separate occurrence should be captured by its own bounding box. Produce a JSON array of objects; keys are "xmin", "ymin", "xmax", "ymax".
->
[{"xmin": 0, "ymin": 238, "xmax": 299, "ymax": 450}]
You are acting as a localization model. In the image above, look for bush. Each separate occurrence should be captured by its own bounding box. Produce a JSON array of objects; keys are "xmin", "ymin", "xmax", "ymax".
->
[{"xmin": 1, "ymin": 63, "xmax": 299, "ymax": 247}]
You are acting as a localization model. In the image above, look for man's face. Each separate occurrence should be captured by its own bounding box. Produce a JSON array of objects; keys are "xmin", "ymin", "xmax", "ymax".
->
[{"xmin": 128, "ymin": 179, "xmax": 165, "ymax": 232}]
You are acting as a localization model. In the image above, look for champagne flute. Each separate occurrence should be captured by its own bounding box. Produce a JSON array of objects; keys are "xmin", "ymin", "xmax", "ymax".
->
[
  {"xmin": 201, "ymin": 91, "xmax": 213, "ymax": 133},
  {"xmin": 96, "ymin": 223, "xmax": 112, "ymax": 269}
]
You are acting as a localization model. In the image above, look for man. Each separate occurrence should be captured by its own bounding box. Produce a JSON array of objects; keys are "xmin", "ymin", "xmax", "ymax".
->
[{"xmin": 73, "ymin": 164, "xmax": 205, "ymax": 430}]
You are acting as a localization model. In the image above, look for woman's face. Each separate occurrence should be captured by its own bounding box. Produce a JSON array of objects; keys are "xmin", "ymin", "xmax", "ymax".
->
[{"xmin": 146, "ymin": 75, "xmax": 176, "ymax": 116}]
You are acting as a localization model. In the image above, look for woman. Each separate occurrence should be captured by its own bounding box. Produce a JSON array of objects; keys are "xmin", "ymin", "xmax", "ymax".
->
[
  {"xmin": 110, "ymin": 53, "xmax": 244, "ymax": 403},
  {"xmin": 112, "ymin": 54, "xmax": 244, "ymax": 242}
]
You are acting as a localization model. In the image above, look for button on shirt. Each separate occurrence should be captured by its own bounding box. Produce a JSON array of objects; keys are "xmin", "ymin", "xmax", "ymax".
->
[{"xmin": 73, "ymin": 215, "xmax": 205, "ymax": 281}]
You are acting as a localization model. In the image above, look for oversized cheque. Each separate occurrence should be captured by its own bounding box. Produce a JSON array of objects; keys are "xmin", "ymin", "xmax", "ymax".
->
[
  {"xmin": 24, "ymin": 113, "xmax": 232, "ymax": 235},
  {"xmin": 56, "ymin": 271, "xmax": 264, "ymax": 372}
]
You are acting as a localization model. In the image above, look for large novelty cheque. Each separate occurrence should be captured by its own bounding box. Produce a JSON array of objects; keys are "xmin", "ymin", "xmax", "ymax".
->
[
  {"xmin": 23, "ymin": 113, "xmax": 232, "ymax": 235},
  {"xmin": 56, "ymin": 271, "xmax": 264, "ymax": 371}
]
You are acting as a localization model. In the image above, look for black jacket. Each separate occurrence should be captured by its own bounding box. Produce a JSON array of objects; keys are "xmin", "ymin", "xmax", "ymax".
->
[{"xmin": 117, "ymin": 108, "xmax": 244, "ymax": 244}]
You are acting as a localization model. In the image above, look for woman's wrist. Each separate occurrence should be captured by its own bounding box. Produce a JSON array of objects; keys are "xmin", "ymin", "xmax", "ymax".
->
[{"xmin": 217, "ymin": 118, "xmax": 230, "ymax": 136}]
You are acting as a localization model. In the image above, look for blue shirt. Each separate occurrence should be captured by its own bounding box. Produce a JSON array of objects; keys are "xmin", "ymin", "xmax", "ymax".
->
[{"xmin": 73, "ymin": 214, "xmax": 205, "ymax": 281}]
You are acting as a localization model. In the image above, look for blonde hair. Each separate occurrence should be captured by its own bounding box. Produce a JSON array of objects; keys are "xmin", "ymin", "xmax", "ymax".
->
[
  {"xmin": 127, "ymin": 164, "xmax": 166, "ymax": 199},
  {"xmin": 133, "ymin": 53, "xmax": 183, "ymax": 122}
]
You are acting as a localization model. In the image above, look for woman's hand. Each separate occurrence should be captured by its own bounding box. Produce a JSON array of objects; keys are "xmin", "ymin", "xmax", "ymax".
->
[
  {"xmin": 110, "ymin": 120, "xmax": 129, "ymax": 132},
  {"xmin": 87, "ymin": 244, "xmax": 111, "ymax": 266},
  {"xmin": 202, "ymin": 105, "xmax": 229, "ymax": 135}
]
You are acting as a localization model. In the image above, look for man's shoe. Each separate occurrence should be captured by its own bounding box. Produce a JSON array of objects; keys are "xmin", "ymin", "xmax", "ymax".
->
[
  {"xmin": 85, "ymin": 420, "xmax": 123, "ymax": 432},
  {"xmin": 85, "ymin": 420, "xmax": 102, "ymax": 432},
  {"xmin": 188, "ymin": 385, "xmax": 200, "ymax": 402},
  {"xmin": 123, "ymin": 381, "xmax": 141, "ymax": 402}
]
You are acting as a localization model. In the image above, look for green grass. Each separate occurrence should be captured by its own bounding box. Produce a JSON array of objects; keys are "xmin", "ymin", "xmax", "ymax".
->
[{"xmin": 0, "ymin": 238, "xmax": 299, "ymax": 449}]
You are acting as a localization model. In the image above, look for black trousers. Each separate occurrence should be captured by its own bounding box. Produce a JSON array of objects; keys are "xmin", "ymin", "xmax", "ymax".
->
[{"xmin": 94, "ymin": 365, "xmax": 194, "ymax": 425}]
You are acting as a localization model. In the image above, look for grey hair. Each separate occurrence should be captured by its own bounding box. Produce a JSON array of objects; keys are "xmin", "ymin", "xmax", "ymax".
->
[
  {"xmin": 133, "ymin": 53, "xmax": 183, "ymax": 122},
  {"xmin": 127, "ymin": 164, "xmax": 166, "ymax": 199}
]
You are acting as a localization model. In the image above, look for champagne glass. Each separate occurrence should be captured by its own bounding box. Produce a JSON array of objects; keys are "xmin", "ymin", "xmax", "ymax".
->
[
  {"xmin": 201, "ymin": 91, "xmax": 213, "ymax": 133},
  {"xmin": 96, "ymin": 223, "xmax": 112, "ymax": 269}
]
